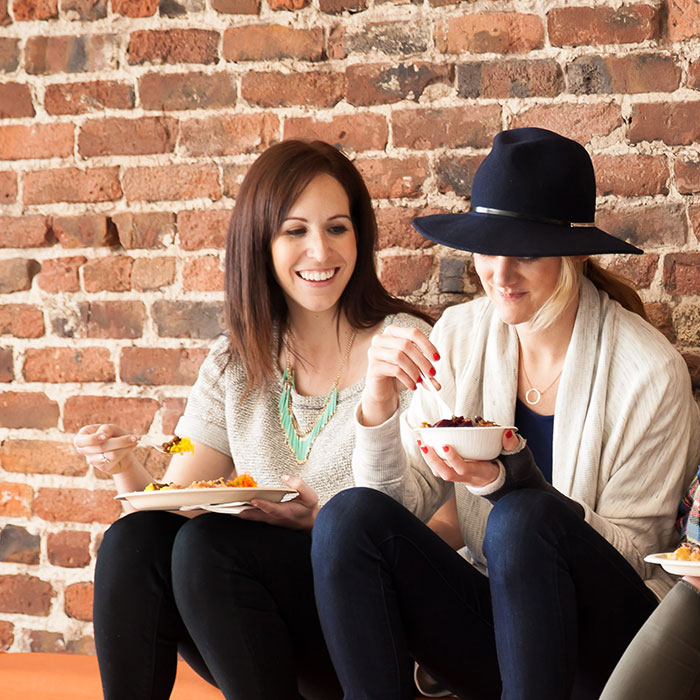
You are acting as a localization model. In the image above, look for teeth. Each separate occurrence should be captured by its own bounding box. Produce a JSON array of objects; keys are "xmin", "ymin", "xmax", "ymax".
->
[{"xmin": 298, "ymin": 269, "xmax": 335, "ymax": 282}]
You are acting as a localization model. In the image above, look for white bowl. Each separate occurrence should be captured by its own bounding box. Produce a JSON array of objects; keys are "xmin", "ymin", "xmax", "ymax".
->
[{"xmin": 414, "ymin": 425, "xmax": 513, "ymax": 461}]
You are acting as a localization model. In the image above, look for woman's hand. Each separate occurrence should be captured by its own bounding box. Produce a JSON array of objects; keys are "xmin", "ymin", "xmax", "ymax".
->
[
  {"xmin": 73, "ymin": 423, "xmax": 138, "ymax": 476},
  {"xmin": 235, "ymin": 476, "xmax": 320, "ymax": 531},
  {"xmin": 361, "ymin": 325, "xmax": 440, "ymax": 427},
  {"xmin": 417, "ymin": 429, "xmax": 520, "ymax": 488}
]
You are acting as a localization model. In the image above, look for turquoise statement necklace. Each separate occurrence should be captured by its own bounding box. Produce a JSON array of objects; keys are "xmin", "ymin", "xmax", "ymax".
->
[{"xmin": 279, "ymin": 329, "xmax": 356, "ymax": 464}]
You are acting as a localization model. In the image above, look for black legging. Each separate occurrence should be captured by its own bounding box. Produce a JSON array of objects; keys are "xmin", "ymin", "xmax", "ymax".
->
[{"xmin": 93, "ymin": 510, "xmax": 341, "ymax": 700}]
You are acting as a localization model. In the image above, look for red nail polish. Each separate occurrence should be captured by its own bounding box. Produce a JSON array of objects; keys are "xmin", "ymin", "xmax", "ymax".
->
[
  {"xmin": 421, "ymin": 445, "xmax": 428, "ymax": 454},
  {"xmin": 432, "ymin": 352, "xmax": 440, "ymax": 361},
  {"xmin": 417, "ymin": 439, "xmax": 422, "ymax": 446},
  {"xmin": 442, "ymin": 445, "xmax": 449, "ymax": 453},
  {"xmin": 416, "ymin": 375, "xmax": 423, "ymax": 383},
  {"xmin": 505, "ymin": 430, "xmax": 513, "ymax": 439},
  {"xmin": 429, "ymin": 367, "xmax": 436, "ymax": 377}
]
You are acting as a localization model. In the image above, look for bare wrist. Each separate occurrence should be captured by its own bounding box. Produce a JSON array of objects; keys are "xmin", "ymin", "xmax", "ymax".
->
[{"xmin": 359, "ymin": 396, "xmax": 399, "ymax": 427}]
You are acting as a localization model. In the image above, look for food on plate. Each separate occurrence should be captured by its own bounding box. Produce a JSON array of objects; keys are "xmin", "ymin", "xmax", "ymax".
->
[
  {"xmin": 421, "ymin": 415, "xmax": 498, "ymax": 428},
  {"xmin": 671, "ymin": 541, "xmax": 700, "ymax": 561},
  {"xmin": 143, "ymin": 474, "xmax": 258, "ymax": 492},
  {"xmin": 161, "ymin": 436, "xmax": 195, "ymax": 454}
]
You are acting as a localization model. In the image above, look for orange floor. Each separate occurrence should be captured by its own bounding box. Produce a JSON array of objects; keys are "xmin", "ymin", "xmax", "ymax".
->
[{"xmin": 0, "ymin": 652, "xmax": 223, "ymax": 700}]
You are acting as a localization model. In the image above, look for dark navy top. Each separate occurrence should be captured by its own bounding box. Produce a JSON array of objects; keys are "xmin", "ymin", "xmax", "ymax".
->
[{"xmin": 514, "ymin": 398, "xmax": 554, "ymax": 484}]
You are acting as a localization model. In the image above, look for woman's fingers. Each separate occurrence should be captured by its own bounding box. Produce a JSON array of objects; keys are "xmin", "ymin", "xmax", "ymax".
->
[
  {"xmin": 417, "ymin": 443, "xmax": 500, "ymax": 487},
  {"xmin": 501, "ymin": 428, "xmax": 519, "ymax": 451}
]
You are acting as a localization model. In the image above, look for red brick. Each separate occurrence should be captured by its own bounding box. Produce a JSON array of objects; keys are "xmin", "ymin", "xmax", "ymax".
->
[
  {"xmin": 437, "ymin": 13, "xmax": 544, "ymax": 55},
  {"xmin": 0, "ymin": 524, "xmax": 40, "ymax": 564},
  {"xmin": 684, "ymin": 353, "xmax": 700, "ymax": 390},
  {"xmin": 29, "ymin": 631, "xmax": 65, "ymax": 654},
  {"xmin": 181, "ymin": 113, "xmax": 279, "ymax": 157},
  {"xmin": 0, "ymin": 123, "xmax": 73, "ymax": 160},
  {"xmin": 112, "ymin": 0, "xmax": 156, "ymax": 15},
  {"xmin": 36, "ymin": 256, "xmax": 86, "ymax": 293},
  {"xmin": 269, "ymin": 0, "xmax": 306, "ymax": 8},
  {"xmin": 222, "ymin": 164, "xmax": 247, "ymax": 198},
  {"xmin": 688, "ymin": 204, "xmax": 700, "ymax": 243},
  {"xmin": 511, "ymin": 102, "xmax": 623, "ymax": 145},
  {"xmin": 663, "ymin": 253, "xmax": 700, "ymax": 295},
  {"xmin": 567, "ymin": 54, "xmax": 680, "ymax": 95},
  {"xmin": 84, "ymin": 34, "xmax": 119, "ymax": 72},
  {"xmin": 629, "ymin": 103, "xmax": 700, "ymax": 146},
  {"xmin": 82, "ymin": 256, "xmax": 133, "ymax": 292},
  {"xmin": 23, "ymin": 347, "xmax": 114, "ymax": 383},
  {"xmin": 0, "ymin": 347, "xmax": 12, "ymax": 382},
  {"xmin": 223, "ymin": 25, "xmax": 322, "ymax": 61},
  {"xmin": 549, "ymin": 5, "xmax": 660, "ymax": 46},
  {"xmin": 211, "ymin": 0, "xmax": 258, "ymax": 13},
  {"xmin": 0, "ymin": 391, "xmax": 59, "ymax": 429},
  {"xmin": 668, "ymin": 0, "xmax": 700, "ymax": 41},
  {"xmin": 138, "ymin": 71, "xmax": 236, "ymax": 111},
  {"xmin": 380, "ymin": 253, "xmax": 433, "ymax": 296},
  {"xmin": 343, "ymin": 20, "xmax": 429, "ymax": 55},
  {"xmin": 0, "ymin": 258, "xmax": 40, "ymax": 293},
  {"xmin": 0, "ymin": 83, "xmax": 35, "ymax": 118},
  {"xmin": 25, "ymin": 35, "xmax": 116, "ymax": 75},
  {"xmin": 0, "ymin": 575, "xmax": 54, "ymax": 616},
  {"xmin": 594, "ymin": 154, "xmax": 669, "ymax": 196},
  {"xmin": 45, "ymin": 81, "xmax": 133, "ymax": 115},
  {"xmin": 319, "ymin": 0, "xmax": 366, "ymax": 12},
  {"xmin": 66, "ymin": 636, "xmax": 95, "ymax": 655},
  {"xmin": 47, "ymin": 531, "xmax": 91, "ymax": 568},
  {"xmin": 0, "ymin": 216, "xmax": 51, "ymax": 248},
  {"xmin": 457, "ymin": 59, "xmax": 563, "ymax": 99},
  {"xmin": 128, "ymin": 29, "xmax": 219, "ymax": 65},
  {"xmin": 13, "ymin": 0, "xmax": 57, "ymax": 20},
  {"xmin": 376, "ymin": 206, "xmax": 440, "ymax": 250},
  {"xmin": 65, "ymin": 582, "xmax": 93, "ymax": 620},
  {"xmin": 596, "ymin": 203, "xmax": 687, "ymax": 250},
  {"xmin": 0, "ymin": 621, "xmax": 13, "ymax": 651},
  {"xmin": 24, "ymin": 167, "xmax": 122, "ymax": 205},
  {"xmin": 606, "ymin": 253, "xmax": 659, "ymax": 290},
  {"xmin": 52, "ymin": 215, "xmax": 118, "ymax": 248},
  {"xmin": 113, "ymin": 212, "xmax": 175, "ymax": 249},
  {"xmin": 123, "ymin": 164, "xmax": 220, "ymax": 202},
  {"xmin": 34, "ymin": 487, "xmax": 122, "ymax": 524},
  {"xmin": 355, "ymin": 157, "xmax": 428, "ymax": 199},
  {"xmin": 162, "ymin": 397, "xmax": 186, "ymax": 434},
  {"xmin": 151, "ymin": 300, "xmax": 224, "ymax": 339},
  {"xmin": 61, "ymin": 0, "xmax": 107, "ymax": 20},
  {"xmin": 76, "ymin": 300, "xmax": 146, "ymax": 339},
  {"xmin": 182, "ymin": 256, "xmax": 224, "ymax": 292},
  {"xmin": 392, "ymin": 105, "xmax": 501, "ymax": 150},
  {"xmin": 328, "ymin": 24, "xmax": 345, "ymax": 59},
  {"xmin": 63, "ymin": 395, "xmax": 159, "ymax": 433},
  {"xmin": 0, "ymin": 38, "xmax": 19, "ymax": 71},
  {"xmin": 674, "ymin": 159, "xmax": 700, "ymax": 195},
  {"xmin": 283, "ymin": 113, "xmax": 388, "ymax": 153},
  {"xmin": 0, "ymin": 171, "xmax": 17, "ymax": 203},
  {"xmin": 120, "ymin": 347, "xmax": 208, "ymax": 385},
  {"xmin": 0, "ymin": 482, "xmax": 32, "ymax": 517},
  {"xmin": 436, "ymin": 154, "xmax": 484, "ymax": 197},
  {"xmin": 242, "ymin": 71, "xmax": 345, "ymax": 108},
  {"xmin": 79, "ymin": 116, "xmax": 176, "ymax": 157},
  {"xmin": 0, "ymin": 304, "xmax": 44, "ymax": 338},
  {"xmin": 346, "ymin": 63, "xmax": 452, "ymax": 106},
  {"xmin": 131, "ymin": 257, "xmax": 176, "ymax": 291},
  {"xmin": 0, "ymin": 0, "xmax": 9, "ymax": 25},
  {"xmin": 178, "ymin": 210, "xmax": 230, "ymax": 250},
  {"xmin": 0, "ymin": 439, "xmax": 88, "ymax": 476}
]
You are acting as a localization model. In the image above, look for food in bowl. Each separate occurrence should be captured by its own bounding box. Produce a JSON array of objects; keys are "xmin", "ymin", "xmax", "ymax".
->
[
  {"xmin": 414, "ymin": 416, "xmax": 510, "ymax": 461},
  {"xmin": 671, "ymin": 541, "xmax": 700, "ymax": 561},
  {"xmin": 144, "ymin": 474, "xmax": 258, "ymax": 491},
  {"xmin": 161, "ymin": 435, "xmax": 194, "ymax": 454}
]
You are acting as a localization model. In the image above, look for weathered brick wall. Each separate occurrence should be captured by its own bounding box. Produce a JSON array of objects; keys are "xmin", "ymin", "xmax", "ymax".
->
[{"xmin": 2, "ymin": 0, "xmax": 700, "ymax": 654}]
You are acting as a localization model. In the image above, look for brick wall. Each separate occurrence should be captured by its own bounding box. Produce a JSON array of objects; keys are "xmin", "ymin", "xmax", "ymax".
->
[{"xmin": 1, "ymin": 0, "xmax": 700, "ymax": 654}]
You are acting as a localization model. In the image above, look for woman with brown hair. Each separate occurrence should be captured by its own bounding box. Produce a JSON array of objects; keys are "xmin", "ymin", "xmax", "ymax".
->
[{"xmin": 72, "ymin": 140, "xmax": 432, "ymax": 700}]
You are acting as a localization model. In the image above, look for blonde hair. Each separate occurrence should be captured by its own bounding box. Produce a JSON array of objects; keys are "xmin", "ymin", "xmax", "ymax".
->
[{"xmin": 529, "ymin": 257, "xmax": 648, "ymax": 332}]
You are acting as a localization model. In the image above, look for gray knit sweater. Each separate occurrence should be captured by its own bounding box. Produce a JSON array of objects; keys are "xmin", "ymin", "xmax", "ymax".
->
[{"xmin": 176, "ymin": 313, "xmax": 431, "ymax": 506}]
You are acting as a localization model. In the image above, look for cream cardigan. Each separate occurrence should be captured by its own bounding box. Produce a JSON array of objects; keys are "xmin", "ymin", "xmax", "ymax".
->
[{"xmin": 353, "ymin": 279, "xmax": 700, "ymax": 599}]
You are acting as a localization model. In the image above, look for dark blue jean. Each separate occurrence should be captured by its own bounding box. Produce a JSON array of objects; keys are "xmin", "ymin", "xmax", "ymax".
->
[
  {"xmin": 93, "ymin": 510, "xmax": 341, "ymax": 700},
  {"xmin": 311, "ymin": 487, "xmax": 658, "ymax": 700}
]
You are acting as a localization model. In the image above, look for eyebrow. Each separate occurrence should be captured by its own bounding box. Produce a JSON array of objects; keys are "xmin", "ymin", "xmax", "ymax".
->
[{"xmin": 283, "ymin": 214, "xmax": 352, "ymax": 223}]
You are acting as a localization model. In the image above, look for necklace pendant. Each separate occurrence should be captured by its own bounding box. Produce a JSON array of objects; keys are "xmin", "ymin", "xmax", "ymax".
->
[{"xmin": 525, "ymin": 387, "xmax": 541, "ymax": 405}]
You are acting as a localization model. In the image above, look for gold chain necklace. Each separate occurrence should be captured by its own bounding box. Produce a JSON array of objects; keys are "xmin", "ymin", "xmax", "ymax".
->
[
  {"xmin": 520, "ymin": 351, "xmax": 563, "ymax": 406},
  {"xmin": 278, "ymin": 329, "xmax": 357, "ymax": 464}
]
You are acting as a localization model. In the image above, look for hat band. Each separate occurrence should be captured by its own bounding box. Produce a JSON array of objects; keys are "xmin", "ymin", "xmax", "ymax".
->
[{"xmin": 472, "ymin": 206, "xmax": 595, "ymax": 228}]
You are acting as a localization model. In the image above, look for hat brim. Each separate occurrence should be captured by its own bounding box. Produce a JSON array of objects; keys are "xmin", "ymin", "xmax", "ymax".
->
[{"xmin": 412, "ymin": 212, "xmax": 643, "ymax": 257}]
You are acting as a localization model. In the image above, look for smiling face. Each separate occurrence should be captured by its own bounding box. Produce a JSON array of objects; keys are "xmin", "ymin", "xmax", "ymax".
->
[
  {"xmin": 271, "ymin": 173, "xmax": 357, "ymax": 320},
  {"xmin": 473, "ymin": 255, "xmax": 563, "ymax": 327}
]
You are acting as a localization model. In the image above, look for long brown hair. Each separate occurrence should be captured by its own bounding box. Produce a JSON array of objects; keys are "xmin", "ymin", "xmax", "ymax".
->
[
  {"xmin": 584, "ymin": 259, "xmax": 648, "ymax": 320},
  {"xmin": 224, "ymin": 139, "xmax": 432, "ymax": 393}
]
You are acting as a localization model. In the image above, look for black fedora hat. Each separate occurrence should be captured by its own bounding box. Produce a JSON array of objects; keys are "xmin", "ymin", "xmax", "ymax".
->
[{"xmin": 412, "ymin": 127, "xmax": 642, "ymax": 257}]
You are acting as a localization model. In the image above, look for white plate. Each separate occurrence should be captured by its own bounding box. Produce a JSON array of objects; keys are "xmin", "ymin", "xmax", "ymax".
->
[
  {"xmin": 644, "ymin": 552, "xmax": 700, "ymax": 577},
  {"xmin": 115, "ymin": 487, "xmax": 297, "ymax": 511}
]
